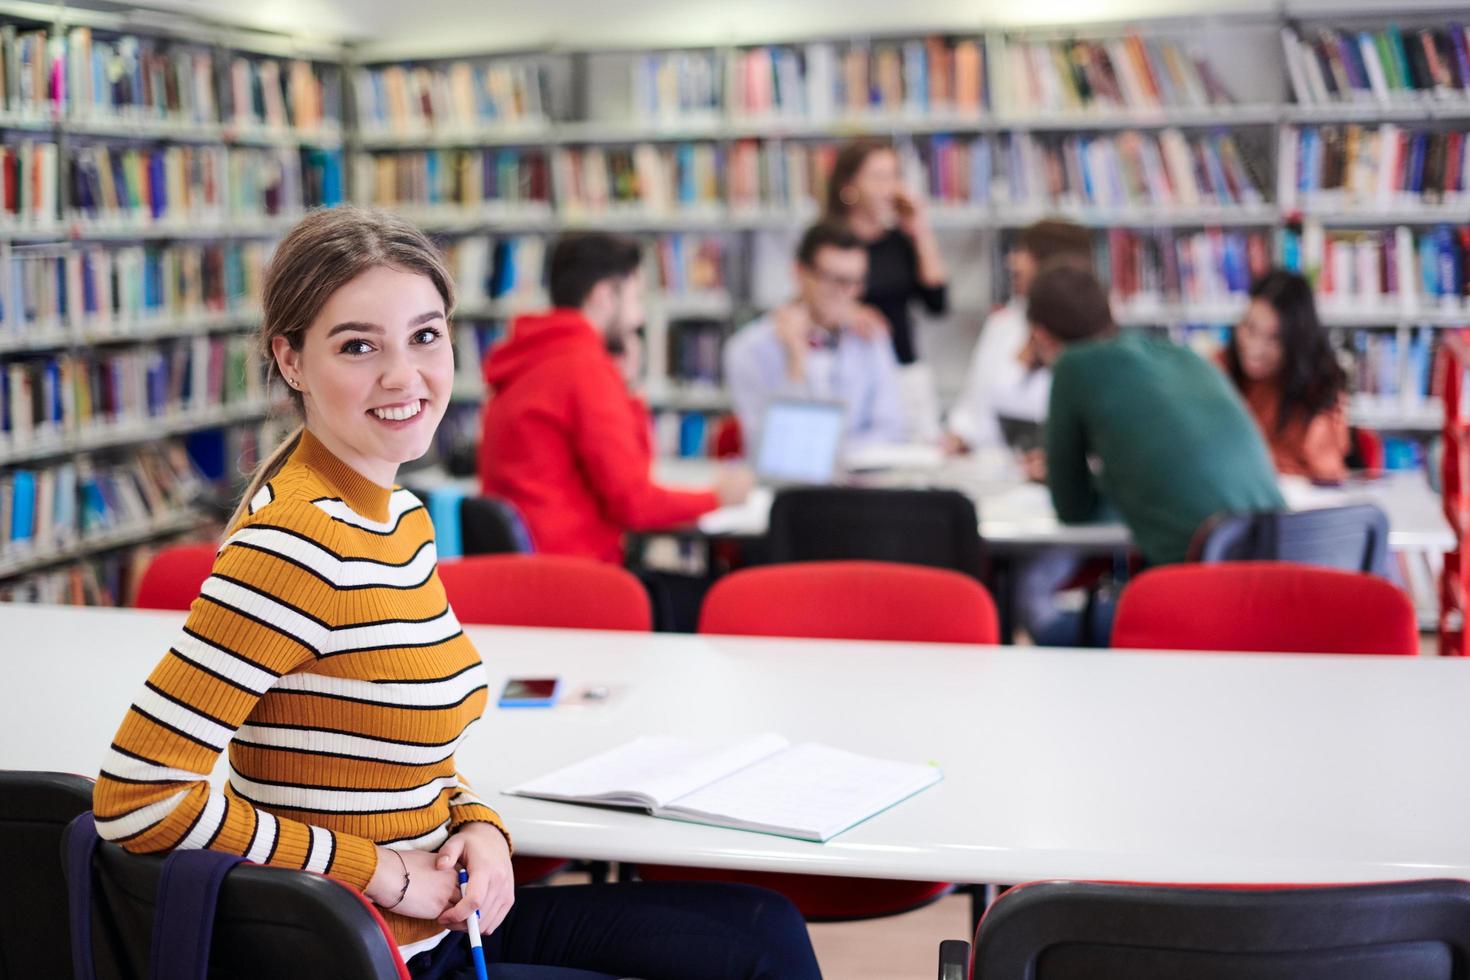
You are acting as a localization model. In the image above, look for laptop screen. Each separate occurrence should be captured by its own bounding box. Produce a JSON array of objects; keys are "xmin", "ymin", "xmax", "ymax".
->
[{"xmin": 755, "ymin": 400, "xmax": 846, "ymax": 485}]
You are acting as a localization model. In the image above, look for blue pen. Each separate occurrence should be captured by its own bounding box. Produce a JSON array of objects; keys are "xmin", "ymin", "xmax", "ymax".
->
[{"xmin": 458, "ymin": 868, "xmax": 489, "ymax": 980}]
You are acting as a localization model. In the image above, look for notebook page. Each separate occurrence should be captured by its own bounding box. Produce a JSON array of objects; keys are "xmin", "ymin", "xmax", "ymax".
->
[
  {"xmin": 506, "ymin": 733, "xmax": 789, "ymax": 809},
  {"xmin": 661, "ymin": 743, "xmax": 943, "ymax": 842}
]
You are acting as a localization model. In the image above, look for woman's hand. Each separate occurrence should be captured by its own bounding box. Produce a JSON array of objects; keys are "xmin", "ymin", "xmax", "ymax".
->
[
  {"xmin": 365, "ymin": 845, "xmax": 463, "ymax": 920},
  {"xmin": 436, "ymin": 823, "xmax": 515, "ymax": 935},
  {"xmin": 894, "ymin": 189, "xmax": 932, "ymax": 240}
]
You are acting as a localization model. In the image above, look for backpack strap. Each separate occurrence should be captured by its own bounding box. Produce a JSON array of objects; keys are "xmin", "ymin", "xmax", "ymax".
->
[
  {"xmin": 65, "ymin": 813, "xmax": 102, "ymax": 980},
  {"xmin": 147, "ymin": 848, "xmax": 246, "ymax": 980}
]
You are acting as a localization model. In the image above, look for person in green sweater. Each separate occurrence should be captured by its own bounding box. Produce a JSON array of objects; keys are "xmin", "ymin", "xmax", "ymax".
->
[{"xmin": 1030, "ymin": 261, "xmax": 1285, "ymax": 568}]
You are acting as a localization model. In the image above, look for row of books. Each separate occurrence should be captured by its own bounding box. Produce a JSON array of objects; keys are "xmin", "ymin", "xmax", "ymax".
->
[
  {"xmin": 991, "ymin": 34, "xmax": 1231, "ymax": 116},
  {"xmin": 2, "ymin": 242, "xmax": 268, "ymax": 337},
  {"xmin": 652, "ymin": 407, "xmax": 720, "ymax": 458},
  {"xmin": 0, "ymin": 442, "xmax": 202, "ymax": 563},
  {"xmin": 67, "ymin": 145, "xmax": 344, "ymax": 227},
  {"xmin": 1286, "ymin": 223, "xmax": 1470, "ymax": 310},
  {"xmin": 1, "ymin": 337, "xmax": 263, "ymax": 449},
  {"xmin": 728, "ymin": 140, "xmax": 834, "ymax": 213},
  {"xmin": 356, "ymin": 149, "xmax": 551, "ymax": 213},
  {"xmin": 0, "ymin": 547, "xmax": 135, "ymax": 603},
  {"xmin": 665, "ymin": 320, "xmax": 724, "ymax": 387},
  {"xmin": 0, "ymin": 25, "xmax": 51, "ymax": 118},
  {"xmin": 58, "ymin": 27, "xmax": 342, "ymax": 133},
  {"xmin": 451, "ymin": 322, "xmax": 502, "ymax": 393},
  {"xmin": 916, "ymin": 129, "xmax": 1264, "ymax": 211},
  {"xmin": 1278, "ymin": 124, "xmax": 1469, "ymax": 212},
  {"xmin": 444, "ymin": 235, "xmax": 546, "ymax": 309},
  {"xmin": 552, "ymin": 144, "xmax": 722, "ymax": 215},
  {"xmin": 1099, "ymin": 228, "xmax": 1272, "ymax": 311},
  {"xmin": 1282, "ymin": 23, "xmax": 1470, "ymax": 106},
  {"xmin": 353, "ymin": 61, "xmax": 549, "ymax": 135},
  {"xmin": 653, "ymin": 234, "xmax": 726, "ymax": 295},
  {"xmin": 0, "ymin": 141, "xmax": 58, "ymax": 227}
]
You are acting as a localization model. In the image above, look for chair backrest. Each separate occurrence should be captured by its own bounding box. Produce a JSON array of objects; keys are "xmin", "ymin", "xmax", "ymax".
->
[
  {"xmin": 437, "ymin": 554, "xmax": 652, "ymax": 631},
  {"xmin": 66, "ymin": 823, "xmax": 407, "ymax": 980},
  {"xmin": 460, "ymin": 495, "xmax": 535, "ymax": 557},
  {"xmin": 971, "ymin": 879, "xmax": 1470, "ymax": 980},
  {"xmin": 767, "ymin": 487, "xmax": 984, "ymax": 578},
  {"xmin": 1189, "ymin": 504, "xmax": 1391, "ymax": 576},
  {"xmin": 133, "ymin": 544, "xmax": 217, "ymax": 611},
  {"xmin": 699, "ymin": 560, "xmax": 998, "ymax": 644},
  {"xmin": 1111, "ymin": 562, "xmax": 1419, "ymax": 655},
  {"xmin": 0, "ymin": 771, "xmax": 93, "ymax": 980}
]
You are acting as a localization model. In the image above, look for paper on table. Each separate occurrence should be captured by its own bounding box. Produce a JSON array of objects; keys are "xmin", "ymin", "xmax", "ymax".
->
[
  {"xmin": 662, "ymin": 743, "xmax": 943, "ymax": 842},
  {"xmin": 697, "ymin": 486, "xmax": 773, "ymax": 536}
]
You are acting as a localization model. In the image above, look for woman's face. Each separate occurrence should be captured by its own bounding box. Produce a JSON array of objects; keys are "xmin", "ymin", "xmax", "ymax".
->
[
  {"xmin": 273, "ymin": 265, "xmax": 453, "ymax": 487},
  {"xmin": 846, "ymin": 149, "xmax": 900, "ymax": 224},
  {"xmin": 1234, "ymin": 298, "xmax": 1284, "ymax": 382}
]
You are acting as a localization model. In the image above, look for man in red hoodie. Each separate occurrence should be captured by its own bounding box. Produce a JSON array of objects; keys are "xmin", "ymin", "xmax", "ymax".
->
[{"xmin": 479, "ymin": 232, "xmax": 753, "ymax": 563}]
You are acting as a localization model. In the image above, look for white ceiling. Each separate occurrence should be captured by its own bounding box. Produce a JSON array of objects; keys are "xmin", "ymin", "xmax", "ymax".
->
[{"xmin": 142, "ymin": 0, "xmax": 1296, "ymax": 57}]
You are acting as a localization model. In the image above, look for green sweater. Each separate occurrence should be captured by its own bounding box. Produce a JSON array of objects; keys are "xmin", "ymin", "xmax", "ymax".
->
[{"xmin": 1045, "ymin": 331, "xmax": 1285, "ymax": 566}]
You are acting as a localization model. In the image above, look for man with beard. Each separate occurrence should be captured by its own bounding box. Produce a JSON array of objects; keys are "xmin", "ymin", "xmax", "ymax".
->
[{"xmin": 479, "ymin": 232, "xmax": 752, "ymax": 563}]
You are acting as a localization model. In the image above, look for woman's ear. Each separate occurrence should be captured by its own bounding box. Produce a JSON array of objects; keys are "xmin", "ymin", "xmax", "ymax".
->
[{"xmin": 271, "ymin": 334, "xmax": 302, "ymax": 389}]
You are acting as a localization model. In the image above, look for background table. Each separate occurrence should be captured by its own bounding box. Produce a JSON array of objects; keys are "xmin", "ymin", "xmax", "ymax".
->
[{"xmin": 7, "ymin": 603, "xmax": 1470, "ymax": 886}]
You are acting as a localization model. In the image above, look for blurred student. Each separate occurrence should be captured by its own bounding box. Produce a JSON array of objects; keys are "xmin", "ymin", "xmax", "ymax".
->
[
  {"xmin": 480, "ymin": 233, "xmax": 752, "ymax": 563},
  {"xmin": 827, "ymin": 138, "xmax": 948, "ymax": 438},
  {"xmin": 1035, "ymin": 262, "xmax": 1284, "ymax": 568},
  {"xmin": 945, "ymin": 219, "xmax": 1092, "ymax": 454},
  {"xmin": 724, "ymin": 221, "xmax": 908, "ymax": 449},
  {"xmin": 1220, "ymin": 269, "xmax": 1350, "ymax": 483}
]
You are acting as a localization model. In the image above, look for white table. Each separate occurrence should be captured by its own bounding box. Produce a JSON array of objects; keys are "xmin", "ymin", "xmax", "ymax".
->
[
  {"xmin": 654, "ymin": 456, "xmax": 1455, "ymax": 555},
  {"xmin": 7, "ymin": 603, "xmax": 1470, "ymax": 886}
]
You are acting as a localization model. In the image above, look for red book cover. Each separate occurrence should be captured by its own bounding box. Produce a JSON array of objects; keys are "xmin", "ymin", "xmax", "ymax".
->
[{"xmin": 1443, "ymin": 131, "xmax": 1464, "ymax": 193}]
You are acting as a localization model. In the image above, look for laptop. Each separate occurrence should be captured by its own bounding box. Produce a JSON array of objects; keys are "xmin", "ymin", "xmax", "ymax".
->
[
  {"xmin": 997, "ymin": 413, "xmax": 1046, "ymax": 453},
  {"xmin": 753, "ymin": 399, "xmax": 846, "ymax": 486}
]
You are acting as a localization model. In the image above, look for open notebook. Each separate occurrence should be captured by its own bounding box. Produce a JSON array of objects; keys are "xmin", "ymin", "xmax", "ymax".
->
[{"xmin": 506, "ymin": 734, "xmax": 942, "ymax": 843}]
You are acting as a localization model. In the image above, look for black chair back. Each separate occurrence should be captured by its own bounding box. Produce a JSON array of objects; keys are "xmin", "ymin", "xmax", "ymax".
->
[
  {"xmin": 1190, "ymin": 503, "xmax": 1390, "ymax": 576},
  {"xmin": 461, "ymin": 495, "xmax": 534, "ymax": 556},
  {"xmin": 970, "ymin": 880, "xmax": 1470, "ymax": 980},
  {"xmin": 768, "ymin": 487, "xmax": 984, "ymax": 578},
  {"xmin": 0, "ymin": 771, "xmax": 93, "ymax": 980},
  {"xmin": 64, "ymin": 824, "xmax": 405, "ymax": 980}
]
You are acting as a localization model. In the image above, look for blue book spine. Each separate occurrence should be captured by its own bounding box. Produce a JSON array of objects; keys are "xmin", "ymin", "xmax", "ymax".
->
[
  {"xmin": 1418, "ymin": 234, "xmax": 1439, "ymax": 298},
  {"xmin": 678, "ymin": 412, "xmax": 707, "ymax": 458},
  {"xmin": 11, "ymin": 470, "xmax": 35, "ymax": 543},
  {"xmin": 1298, "ymin": 128, "xmax": 1317, "ymax": 196},
  {"xmin": 426, "ymin": 487, "xmax": 467, "ymax": 560},
  {"xmin": 44, "ymin": 359, "xmax": 60, "ymax": 425},
  {"xmin": 970, "ymin": 137, "xmax": 991, "ymax": 205},
  {"xmin": 1407, "ymin": 133, "xmax": 1428, "ymax": 194},
  {"xmin": 677, "ymin": 144, "xmax": 695, "ymax": 204},
  {"xmin": 148, "ymin": 151, "xmax": 166, "ymax": 219},
  {"xmin": 425, "ymin": 151, "xmax": 441, "ymax": 205},
  {"xmin": 1436, "ymin": 225, "xmax": 1460, "ymax": 299}
]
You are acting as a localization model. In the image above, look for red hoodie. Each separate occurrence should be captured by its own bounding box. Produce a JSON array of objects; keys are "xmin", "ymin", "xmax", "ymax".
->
[{"xmin": 478, "ymin": 309, "xmax": 720, "ymax": 563}]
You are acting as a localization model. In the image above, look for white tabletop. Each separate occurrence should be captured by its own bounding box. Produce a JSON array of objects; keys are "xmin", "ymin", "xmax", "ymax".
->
[
  {"xmin": 7, "ymin": 603, "xmax": 1470, "ymax": 886},
  {"xmin": 655, "ymin": 455, "xmax": 1454, "ymax": 554}
]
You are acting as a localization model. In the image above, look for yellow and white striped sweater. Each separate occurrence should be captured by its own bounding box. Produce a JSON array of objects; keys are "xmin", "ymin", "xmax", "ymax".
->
[{"xmin": 93, "ymin": 428, "xmax": 507, "ymax": 948}]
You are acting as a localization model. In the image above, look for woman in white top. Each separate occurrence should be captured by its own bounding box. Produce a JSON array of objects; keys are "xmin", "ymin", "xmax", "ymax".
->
[{"xmin": 945, "ymin": 219, "xmax": 1093, "ymax": 454}]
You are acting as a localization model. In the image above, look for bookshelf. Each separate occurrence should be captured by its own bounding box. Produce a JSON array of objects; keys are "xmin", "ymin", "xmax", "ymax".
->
[{"xmin": 0, "ymin": 1, "xmax": 347, "ymax": 603}]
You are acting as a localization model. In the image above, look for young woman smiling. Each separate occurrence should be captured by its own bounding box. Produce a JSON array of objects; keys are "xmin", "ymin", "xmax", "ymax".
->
[{"xmin": 91, "ymin": 207, "xmax": 822, "ymax": 980}]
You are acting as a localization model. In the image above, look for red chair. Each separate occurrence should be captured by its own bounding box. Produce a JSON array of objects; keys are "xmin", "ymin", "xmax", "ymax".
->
[
  {"xmin": 436, "ymin": 554, "xmax": 652, "ymax": 632},
  {"xmin": 640, "ymin": 560, "xmax": 998, "ymax": 921},
  {"xmin": 1111, "ymin": 562, "xmax": 1418, "ymax": 656},
  {"xmin": 134, "ymin": 543, "xmax": 217, "ymax": 610},
  {"xmin": 438, "ymin": 554, "xmax": 653, "ymax": 885}
]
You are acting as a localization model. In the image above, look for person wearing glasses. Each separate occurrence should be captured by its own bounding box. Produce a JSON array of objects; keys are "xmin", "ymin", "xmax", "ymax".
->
[{"xmin": 724, "ymin": 221, "xmax": 908, "ymax": 449}]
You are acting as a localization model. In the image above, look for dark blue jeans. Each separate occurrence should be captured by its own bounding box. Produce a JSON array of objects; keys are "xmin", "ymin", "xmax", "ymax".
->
[{"xmin": 405, "ymin": 882, "xmax": 822, "ymax": 980}]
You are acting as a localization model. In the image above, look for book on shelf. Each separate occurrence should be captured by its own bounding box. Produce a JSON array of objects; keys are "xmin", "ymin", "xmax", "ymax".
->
[
  {"xmin": 354, "ymin": 59, "xmax": 549, "ymax": 135},
  {"xmin": 987, "ymin": 127, "xmax": 1264, "ymax": 211},
  {"xmin": 0, "ymin": 140, "xmax": 59, "ymax": 229},
  {"xmin": 652, "ymin": 233, "xmax": 725, "ymax": 295},
  {"xmin": 725, "ymin": 36, "xmax": 986, "ymax": 121},
  {"xmin": 1345, "ymin": 325, "xmax": 1440, "ymax": 413},
  {"xmin": 652, "ymin": 406, "xmax": 729, "ymax": 458},
  {"xmin": 443, "ymin": 234, "xmax": 546, "ymax": 310},
  {"xmin": 451, "ymin": 321, "xmax": 501, "ymax": 394},
  {"xmin": 664, "ymin": 318, "xmax": 724, "ymax": 390},
  {"xmin": 2, "ymin": 241, "xmax": 267, "ymax": 339},
  {"xmin": 507, "ymin": 733, "xmax": 942, "ymax": 843},
  {"xmin": 635, "ymin": 50, "xmax": 723, "ymax": 123},
  {"xmin": 991, "ymin": 31, "xmax": 1233, "ymax": 116},
  {"xmin": 64, "ymin": 28, "xmax": 218, "ymax": 127},
  {"xmin": 728, "ymin": 139, "xmax": 832, "ymax": 214},
  {"xmin": 0, "ymin": 24, "xmax": 61, "ymax": 120},
  {"xmin": 1281, "ymin": 22, "xmax": 1470, "ymax": 105},
  {"xmin": 0, "ymin": 336, "xmax": 264, "ymax": 451},
  {"xmin": 1284, "ymin": 221, "xmax": 1470, "ymax": 313},
  {"xmin": 227, "ymin": 56, "xmax": 341, "ymax": 136},
  {"xmin": 1278, "ymin": 124, "xmax": 1470, "ymax": 213},
  {"xmin": 358, "ymin": 148, "xmax": 551, "ymax": 214},
  {"xmin": 553, "ymin": 143, "xmax": 723, "ymax": 216},
  {"xmin": 1097, "ymin": 227, "xmax": 1272, "ymax": 313},
  {"xmin": 0, "ymin": 440, "xmax": 202, "ymax": 561}
]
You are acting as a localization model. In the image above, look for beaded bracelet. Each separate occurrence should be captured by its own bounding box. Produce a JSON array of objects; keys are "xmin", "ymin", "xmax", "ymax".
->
[{"xmin": 380, "ymin": 848, "xmax": 411, "ymax": 910}]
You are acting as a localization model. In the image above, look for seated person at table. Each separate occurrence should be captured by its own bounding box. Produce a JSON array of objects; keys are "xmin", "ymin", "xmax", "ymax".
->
[
  {"xmin": 1034, "ymin": 261, "xmax": 1285, "ymax": 569},
  {"xmin": 724, "ymin": 221, "xmax": 908, "ymax": 449},
  {"xmin": 944, "ymin": 218, "xmax": 1092, "ymax": 454},
  {"xmin": 480, "ymin": 232, "xmax": 752, "ymax": 563},
  {"xmin": 1219, "ymin": 268, "xmax": 1350, "ymax": 483}
]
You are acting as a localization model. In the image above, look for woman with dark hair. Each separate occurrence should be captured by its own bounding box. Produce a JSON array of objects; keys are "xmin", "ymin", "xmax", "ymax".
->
[
  {"xmin": 825, "ymin": 138, "xmax": 948, "ymax": 368},
  {"xmin": 1222, "ymin": 269, "xmax": 1350, "ymax": 482}
]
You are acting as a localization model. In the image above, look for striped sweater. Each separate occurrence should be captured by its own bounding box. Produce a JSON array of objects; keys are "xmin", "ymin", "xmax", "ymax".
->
[{"xmin": 93, "ymin": 428, "xmax": 507, "ymax": 948}]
